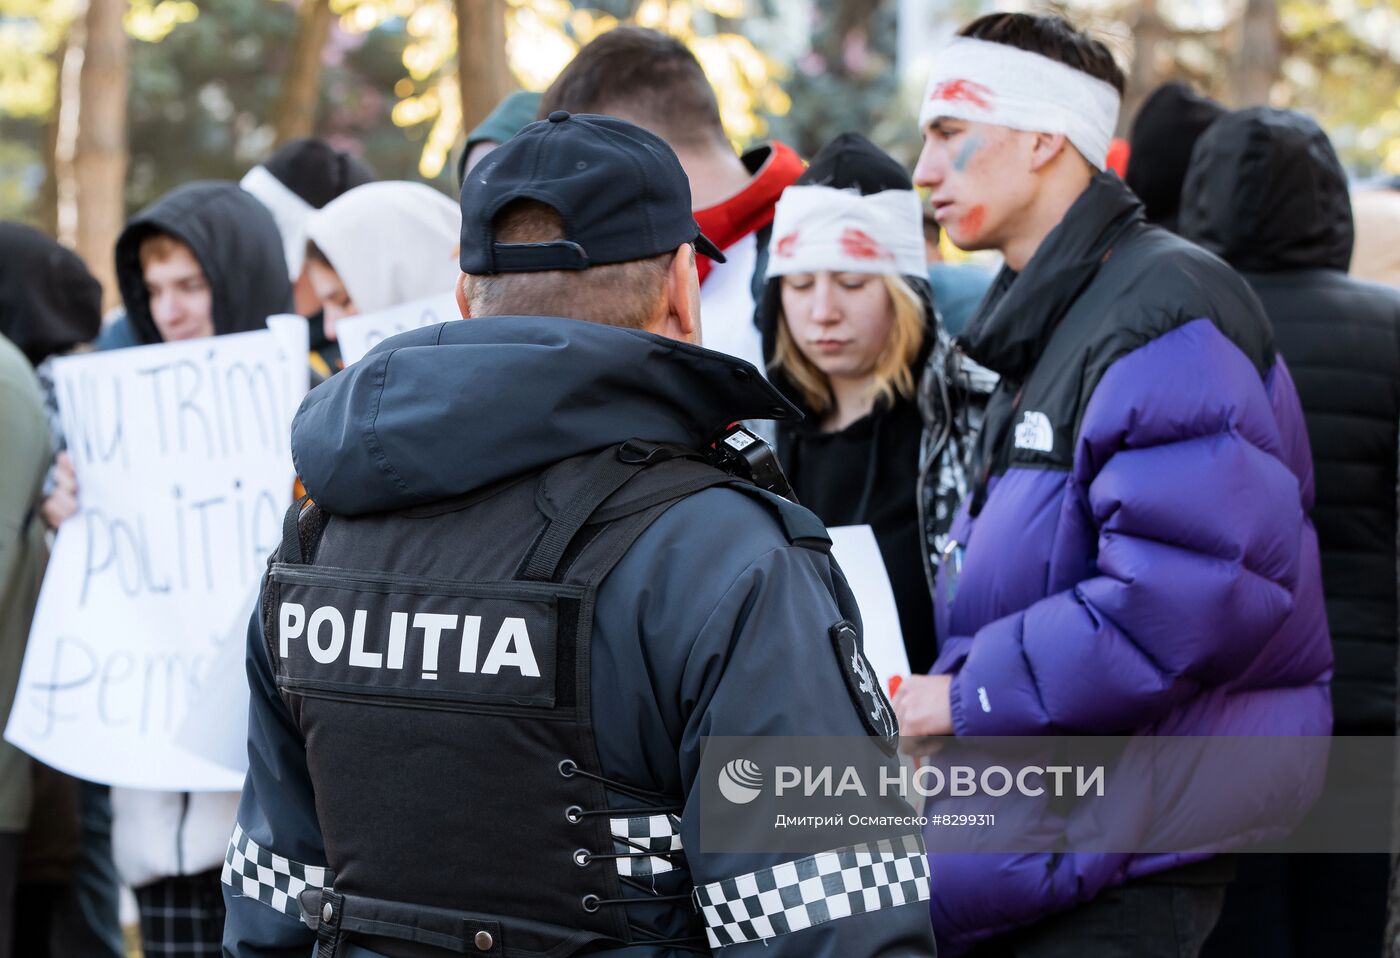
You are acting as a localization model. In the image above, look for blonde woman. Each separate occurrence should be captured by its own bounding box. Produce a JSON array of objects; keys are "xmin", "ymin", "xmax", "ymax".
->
[{"xmin": 758, "ymin": 132, "xmax": 941, "ymax": 672}]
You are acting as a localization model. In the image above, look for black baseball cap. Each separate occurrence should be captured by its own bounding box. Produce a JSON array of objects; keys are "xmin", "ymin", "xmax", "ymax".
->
[{"xmin": 459, "ymin": 110, "xmax": 725, "ymax": 274}]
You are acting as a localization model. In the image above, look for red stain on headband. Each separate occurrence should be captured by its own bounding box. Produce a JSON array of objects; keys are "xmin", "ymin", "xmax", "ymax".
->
[
  {"xmin": 960, "ymin": 205, "xmax": 987, "ymax": 238},
  {"xmin": 775, "ymin": 231, "xmax": 800, "ymax": 257},
  {"xmin": 930, "ymin": 79, "xmax": 993, "ymax": 111},
  {"xmin": 839, "ymin": 227, "xmax": 894, "ymax": 262}
]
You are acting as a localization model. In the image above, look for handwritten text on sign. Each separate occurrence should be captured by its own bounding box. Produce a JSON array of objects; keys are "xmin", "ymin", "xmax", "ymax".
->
[
  {"xmin": 5, "ymin": 329, "xmax": 306, "ymax": 790},
  {"xmin": 336, "ymin": 292, "xmax": 459, "ymax": 366}
]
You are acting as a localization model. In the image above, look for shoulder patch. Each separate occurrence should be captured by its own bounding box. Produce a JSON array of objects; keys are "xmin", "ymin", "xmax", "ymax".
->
[{"xmin": 830, "ymin": 621, "xmax": 898, "ymax": 753}]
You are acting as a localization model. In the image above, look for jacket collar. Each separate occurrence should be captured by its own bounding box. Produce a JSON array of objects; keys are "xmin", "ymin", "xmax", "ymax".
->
[
  {"xmin": 694, "ymin": 142, "xmax": 805, "ymax": 285},
  {"xmin": 958, "ymin": 172, "xmax": 1145, "ymax": 381}
]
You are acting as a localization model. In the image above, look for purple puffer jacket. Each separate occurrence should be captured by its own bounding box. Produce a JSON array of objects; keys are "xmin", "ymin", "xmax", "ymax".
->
[{"xmin": 926, "ymin": 174, "xmax": 1333, "ymax": 950}]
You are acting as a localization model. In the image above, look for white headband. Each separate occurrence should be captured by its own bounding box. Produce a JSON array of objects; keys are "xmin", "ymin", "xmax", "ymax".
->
[
  {"xmin": 240, "ymin": 165, "xmax": 314, "ymax": 280},
  {"xmin": 919, "ymin": 37, "xmax": 1121, "ymax": 170},
  {"xmin": 766, "ymin": 185, "xmax": 926, "ymax": 280}
]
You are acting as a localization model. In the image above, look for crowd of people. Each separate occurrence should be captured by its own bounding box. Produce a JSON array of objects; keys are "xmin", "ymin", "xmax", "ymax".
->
[{"xmin": 1, "ymin": 10, "xmax": 1398, "ymax": 958}]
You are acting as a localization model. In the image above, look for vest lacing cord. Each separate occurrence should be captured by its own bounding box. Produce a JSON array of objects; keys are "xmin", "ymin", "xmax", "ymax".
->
[{"xmin": 559, "ymin": 759, "xmax": 707, "ymax": 952}]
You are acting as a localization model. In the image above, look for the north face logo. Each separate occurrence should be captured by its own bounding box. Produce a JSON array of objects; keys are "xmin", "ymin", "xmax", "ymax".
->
[{"xmin": 1013, "ymin": 411, "xmax": 1054, "ymax": 453}]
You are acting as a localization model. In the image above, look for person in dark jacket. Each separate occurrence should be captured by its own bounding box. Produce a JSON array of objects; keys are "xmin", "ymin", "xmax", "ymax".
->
[
  {"xmin": 1180, "ymin": 106, "xmax": 1400, "ymax": 958},
  {"xmin": 757, "ymin": 132, "xmax": 938, "ymax": 673},
  {"xmin": 897, "ymin": 13, "xmax": 1331, "ymax": 954},
  {"xmin": 1123, "ymin": 82, "xmax": 1225, "ymax": 232},
  {"xmin": 222, "ymin": 112, "xmax": 936, "ymax": 958}
]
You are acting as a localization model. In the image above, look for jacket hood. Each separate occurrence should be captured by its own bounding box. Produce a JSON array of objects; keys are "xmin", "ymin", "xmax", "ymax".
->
[
  {"xmin": 961, "ymin": 171, "xmax": 1145, "ymax": 381},
  {"xmin": 756, "ymin": 132, "xmax": 934, "ymax": 413},
  {"xmin": 292, "ymin": 315, "xmax": 800, "ymax": 516},
  {"xmin": 1179, "ymin": 107, "xmax": 1354, "ymax": 273},
  {"xmin": 1125, "ymin": 82, "xmax": 1225, "ymax": 230},
  {"xmin": 115, "ymin": 181, "xmax": 293, "ymax": 344},
  {"xmin": 0, "ymin": 221, "xmax": 102, "ymax": 365},
  {"xmin": 305, "ymin": 181, "xmax": 461, "ymax": 315}
]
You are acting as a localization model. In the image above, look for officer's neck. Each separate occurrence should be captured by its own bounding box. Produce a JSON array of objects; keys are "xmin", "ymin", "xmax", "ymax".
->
[{"xmin": 674, "ymin": 143, "xmax": 757, "ymax": 212}]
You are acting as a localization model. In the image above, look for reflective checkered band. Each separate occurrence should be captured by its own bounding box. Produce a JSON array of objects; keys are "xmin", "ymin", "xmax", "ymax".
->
[
  {"xmin": 693, "ymin": 835, "xmax": 930, "ymax": 947},
  {"xmin": 221, "ymin": 823, "xmax": 329, "ymax": 921},
  {"xmin": 611, "ymin": 813, "xmax": 683, "ymax": 877}
]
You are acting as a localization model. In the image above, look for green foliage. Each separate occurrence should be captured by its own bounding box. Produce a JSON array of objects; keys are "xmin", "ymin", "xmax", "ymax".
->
[
  {"xmin": 126, "ymin": 0, "xmax": 452, "ymax": 211},
  {"xmin": 1279, "ymin": 0, "xmax": 1400, "ymax": 176}
]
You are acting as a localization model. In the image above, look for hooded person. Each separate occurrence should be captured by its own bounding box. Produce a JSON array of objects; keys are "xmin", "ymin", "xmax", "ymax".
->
[
  {"xmin": 1180, "ymin": 106, "xmax": 1400, "ymax": 958},
  {"xmin": 43, "ymin": 182, "xmax": 294, "ymax": 537},
  {"xmin": 240, "ymin": 138, "xmax": 378, "ymax": 289},
  {"xmin": 92, "ymin": 180, "xmax": 293, "ymax": 958},
  {"xmin": 897, "ymin": 13, "xmax": 1331, "ymax": 955},
  {"xmin": 1124, "ymin": 81, "xmax": 1225, "ymax": 232},
  {"xmin": 113, "ymin": 180, "xmax": 294, "ymax": 346},
  {"xmin": 240, "ymin": 138, "xmax": 376, "ymax": 377},
  {"xmin": 302, "ymin": 181, "xmax": 462, "ymax": 345},
  {"xmin": 0, "ymin": 223, "xmax": 101, "ymax": 367},
  {"xmin": 757, "ymin": 132, "xmax": 940, "ymax": 673}
]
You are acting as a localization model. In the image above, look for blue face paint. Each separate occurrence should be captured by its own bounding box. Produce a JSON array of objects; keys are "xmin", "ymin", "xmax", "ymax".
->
[{"xmin": 954, "ymin": 135, "xmax": 982, "ymax": 172}]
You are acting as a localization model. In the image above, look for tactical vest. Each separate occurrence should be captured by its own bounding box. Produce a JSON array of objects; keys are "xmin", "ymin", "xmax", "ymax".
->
[{"xmin": 263, "ymin": 441, "xmax": 747, "ymax": 958}]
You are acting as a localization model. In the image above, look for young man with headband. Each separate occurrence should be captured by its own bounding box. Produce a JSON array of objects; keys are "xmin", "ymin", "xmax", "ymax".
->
[{"xmin": 892, "ymin": 12, "xmax": 1332, "ymax": 955}]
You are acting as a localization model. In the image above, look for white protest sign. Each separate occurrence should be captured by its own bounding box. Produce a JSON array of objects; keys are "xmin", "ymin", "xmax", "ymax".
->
[
  {"xmin": 829, "ymin": 525, "xmax": 911, "ymax": 690},
  {"xmin": 5, "ymin": 328, "xmax": 307, "ymax": 790},
  {"xmin": 336, "ymin": 292, "xmax": 459, "ymax": 365}
]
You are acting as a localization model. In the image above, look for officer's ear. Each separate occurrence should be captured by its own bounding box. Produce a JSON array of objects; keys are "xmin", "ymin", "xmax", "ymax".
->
[
  {"xmin": 647, "ymin": 244, "xmax": 700, "ymax": 345},
  {"xmin": 455, "ymin": 272, "xmax": 471, "ymax": 319}
]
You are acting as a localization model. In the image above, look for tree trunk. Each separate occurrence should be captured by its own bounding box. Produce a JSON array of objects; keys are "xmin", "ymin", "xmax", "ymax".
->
[
  {"xmin": 455, "ymin": 0, "xmax": 511, "ymax": 135},
  {"xmin": 1230, "ymin": 0, "xmax": 1280, "ymax": 107},
  {"xmin": 38, "ymin": 31, "xmax": 67, "ymax": 238},
  {"xmin": 1121, "ymin": 0, "xmax": 1166, "ymax": 136},
  {"xmin": 55, "ymin": 0, "xmax": 127, "ymax": 311},
  {"xmin": 275, "ymin": 0, "xmax": 333, "ymax": 144}
]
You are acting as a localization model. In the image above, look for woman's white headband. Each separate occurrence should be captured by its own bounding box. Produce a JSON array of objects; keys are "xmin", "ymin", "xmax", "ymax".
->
[
  {"xmin": 919, "ymin": 38, "xmax": 1121, "ymax": 170},
  {"xmin": 766, "ymin": 185, "xmax": 926, "ymax": 280}
]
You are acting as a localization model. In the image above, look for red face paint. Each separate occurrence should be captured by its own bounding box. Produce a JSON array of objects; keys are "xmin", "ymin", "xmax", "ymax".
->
[
  {"xmin": 960, "ymin": 204, "xmax": 987, "ymax": 238},
  {"xmin": 839, "ymin": 227, "xmax": 894, "ymax": 262},
  {"xmin": 776, "ymin": 231, "xmax": 800, "ymax": 257},
  {"xmin": 930, "ymin": 79, "xmax": 993, "ymax": 112}
]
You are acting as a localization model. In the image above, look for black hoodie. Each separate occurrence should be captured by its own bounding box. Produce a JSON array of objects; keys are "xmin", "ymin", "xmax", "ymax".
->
[
  {"xmin": 756, "ymin": 133, "xmax": 938, "ymax": 672},
  {"xmin": 0, "ymin": 222, "xmax": 101, "ymax": 365},
  {"xmin": 114, "ymin": 181, "xmax": 293, "ymax": 344},
  {"xmin": 1124, "ymin": 82, "xmax": 1225, "ymax": 232},
  {"xmin": 1181, "ymin": 107, "xmax": 1400, "ymax": 731}
]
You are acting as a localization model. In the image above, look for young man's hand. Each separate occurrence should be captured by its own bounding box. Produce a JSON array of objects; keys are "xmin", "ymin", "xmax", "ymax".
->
[
  {"xmin": 40, "ymin": 451, "xmax": 79, "ymax": 528},
  {"xmin": 893, "ymin": 673, "xmax": 953, "ymax": 753}
]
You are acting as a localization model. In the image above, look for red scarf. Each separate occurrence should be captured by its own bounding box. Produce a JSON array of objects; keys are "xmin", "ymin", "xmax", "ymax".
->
[{"xmin": 694, "ymin": 141, "xmax": 805, "ymax": 285}]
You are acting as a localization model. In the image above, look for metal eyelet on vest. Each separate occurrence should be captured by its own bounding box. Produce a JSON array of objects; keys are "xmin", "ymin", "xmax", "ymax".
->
[
  {"xmin": 474, "ymin": 930, "xmax": 494, "ymax": 951},
  {"xmin": 565, "ymin": 805, "xmax": 583, "ymax": 824},
  {"xmin": 581, "ymin": 894, "xmax": 601, "ymax": 913},
  {"xmin": 558, "ymin": 758, "xmax": 577, "ymax": 778},
  {"xmin": 573, "ymin": 848, "xmax": 591, "ymax": 866}
]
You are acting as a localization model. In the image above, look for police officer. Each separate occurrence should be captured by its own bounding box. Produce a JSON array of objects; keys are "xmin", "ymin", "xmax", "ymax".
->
[{"xmin": 222, "ymin": 112, "xmax": 937, "ymax": 958}]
